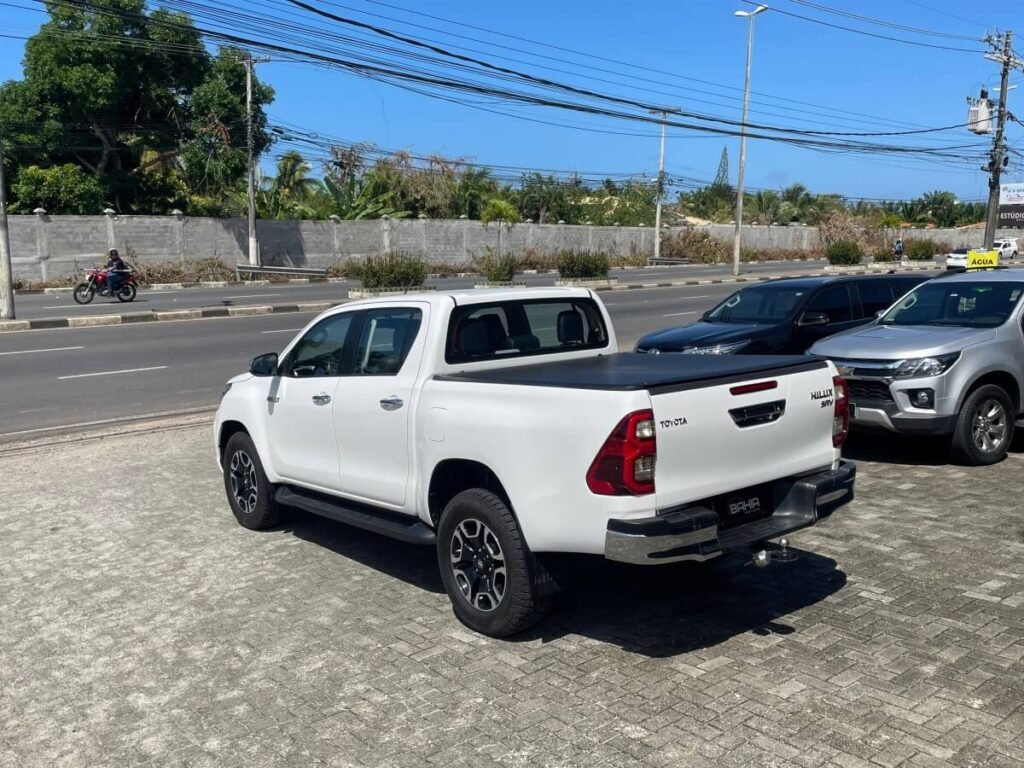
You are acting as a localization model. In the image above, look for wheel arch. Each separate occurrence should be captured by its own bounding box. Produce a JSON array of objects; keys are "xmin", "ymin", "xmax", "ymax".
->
[
  {"xmin": 956, "ymin": 370, "xmax": 1021, "ymax": 416},
  {"xmin": 218, "ymin": 420, "xmax": 250, "ymax": 462},
  {"xmin": 427, "ymin": 459, "xmax": 514, "ymax": 529}
]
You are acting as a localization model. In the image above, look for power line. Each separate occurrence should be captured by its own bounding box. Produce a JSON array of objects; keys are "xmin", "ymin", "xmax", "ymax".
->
[
  {"xmin": 740, "ymin": 0, "xmax": 986, "ymax": 52},
  {"xmin": 783, "ymin": 0, "xmax": 982, "ymax": 41}
]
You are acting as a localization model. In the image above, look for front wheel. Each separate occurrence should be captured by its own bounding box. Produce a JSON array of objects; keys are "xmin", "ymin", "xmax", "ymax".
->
[
  {"xmin": 117, "ymin": 283, "xmax": 137, "ymax": 302},
  {"xmin": 72, "ymin": 282, "xmax": 95, "ymax": 305},
  {"xmin": 437, "ymin": 489, "xmax": 549, "ymax": 637},
  {"xmin": 223, "ymin": 432, "xmax": 283, "ymax": 530},
  {"xmin": 950, "ymin": 384, "xmax": 1015, "ymax": 465}
]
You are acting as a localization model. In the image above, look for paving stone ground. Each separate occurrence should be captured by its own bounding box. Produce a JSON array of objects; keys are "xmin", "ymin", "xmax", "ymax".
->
[{"xmin": 1, "ymin": 426, "xmax": 1023, "ymax": 768}]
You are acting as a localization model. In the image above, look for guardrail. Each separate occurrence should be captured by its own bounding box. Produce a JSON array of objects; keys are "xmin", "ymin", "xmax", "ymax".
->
[{"xmin": 235, "ymin": 264, "xmax": 328, "ymax": 279}]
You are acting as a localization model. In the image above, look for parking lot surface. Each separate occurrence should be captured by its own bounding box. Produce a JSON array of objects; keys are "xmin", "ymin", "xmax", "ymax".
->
[{"xmin": 2, "ymin": 426, "xmax": 1023, "ymax": 767}]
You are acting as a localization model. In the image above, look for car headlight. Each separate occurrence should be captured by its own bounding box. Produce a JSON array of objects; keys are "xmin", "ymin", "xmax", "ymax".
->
[
  {"xmin": 221, "ymin": 382, "xmax": 233, "ymax": 397},
  {"xmin": 681, "ymin": 339, "xmax": 751, "ymax": 355},
  {"xmin": 893, "ymin": 352, "xmax": 960, "ymax": 378}
]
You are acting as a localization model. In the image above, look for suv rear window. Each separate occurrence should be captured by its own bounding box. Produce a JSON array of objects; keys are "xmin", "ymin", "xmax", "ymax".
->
[{"xmin": 446, "ymin": 298, "xmax": 609, "ymax": 364}]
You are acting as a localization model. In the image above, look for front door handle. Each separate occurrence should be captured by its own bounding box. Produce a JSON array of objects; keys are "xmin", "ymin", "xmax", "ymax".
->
[
  {"xmin": 312, "ymin": 393, "xmax": 332, "ymax": 405},
  {"xmin": 379, "ymin": 396, "xmax": 404, "ymax": 411}
]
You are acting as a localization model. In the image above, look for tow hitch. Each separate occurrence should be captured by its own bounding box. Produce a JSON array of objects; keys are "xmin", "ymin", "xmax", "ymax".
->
[{"xmin": 751, "ymin": 537, "xmax": 797, "ymax": 568}]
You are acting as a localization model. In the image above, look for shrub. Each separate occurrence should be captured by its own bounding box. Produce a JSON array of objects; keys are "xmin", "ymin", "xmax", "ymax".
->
[
  {"xmin": 904, "ymin": 239, "xmax": 937, "ymax": 261},
  {"xmin": 871, "ymin": 247, "xmax": 895, "ymax": 263},
  {"xmin": 514, "ymin": 248, "xmax": 559, "ymax": 272},
  {"xmin": 557, "ymin": 250, "xmax": 610, "ymax": 279},
  {"xmin": 660, "ymin": 229, "xmax": 729, "ymax": 264},
  {"xmin": 826, "ymin": 240, "xmax": 863, "ymax": 266},
  {"xmin": 472, "ymin": 247, "xmax": 517, "ymax": 282},
  {"xmin": 325, "ymin": 257, "xmax": 362, "ymax": 278},
  {"xmin": 358, "ymin": 251, "xmax": 427, "ymax": 289},
  {"xmin": 133, "ymin": 256, "xmax": 235, "ymax": 284}
]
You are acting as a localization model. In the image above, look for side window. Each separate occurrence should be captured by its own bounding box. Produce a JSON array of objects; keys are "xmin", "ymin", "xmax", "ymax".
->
[
  {"xmin": 285, "ymin": 313, "xmax": 356, "ymax": 378},
  {"xmin": 857, "ymin": 281, "xmax": 895, "ymax": 318},
  {"xmin": 805, "ymin": 285, "xmax": 853, "ymax": 324},
  {"xmin": 353, "ymin": 307, "xmax": 423, "ymax": 376}
]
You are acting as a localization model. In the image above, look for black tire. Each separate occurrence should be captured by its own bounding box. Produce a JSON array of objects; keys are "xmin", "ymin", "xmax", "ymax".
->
[
  {"xmin": 223, "ymin": 431, "xmax": 283, "ymax": 530},
  {"xmin": 72, "ymin": 282, "xmax": 95, "ymax": 305},
  {"xmin": 437, "ymin": 489, "xmax": 549, "ymax": 637},
  {"xmin": 950, "ymin": 384, "xmax": 1015, "ymax": 466},
  {"xmin": 116, "ymin": 283, "xmax": 137, "ymax": 302}
]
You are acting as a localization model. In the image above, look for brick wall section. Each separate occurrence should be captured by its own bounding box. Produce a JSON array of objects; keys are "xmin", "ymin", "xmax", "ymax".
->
[{"xmin": 5, "ymin": 212, "xmax": 1014, "ymax": 280}]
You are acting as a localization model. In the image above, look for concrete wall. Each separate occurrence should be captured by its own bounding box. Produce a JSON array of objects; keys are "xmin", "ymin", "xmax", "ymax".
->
[{"xmin": 6, "ymin": 211, "xmax": 1015, "ymax": 281}]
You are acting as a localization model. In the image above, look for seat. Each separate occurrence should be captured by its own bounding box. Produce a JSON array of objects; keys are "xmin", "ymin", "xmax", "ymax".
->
[
  {"xmin": 478, "ymin": 314, "xmax": 510, "ymax": 350},
  {"xmin": 458, "ymin": 318, "xmax": 492, "ymax": 358},
  {"xmin": 557, "ymin": 310, "xmax": 585, "ymax": 345}
]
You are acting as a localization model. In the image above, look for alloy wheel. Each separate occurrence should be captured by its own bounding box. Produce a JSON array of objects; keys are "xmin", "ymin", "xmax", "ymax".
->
[
  {"xmin": 450, "ymin": 519, "xmax": 507, "ymax": 612},
  {"xmin": 971, "ymin": 399, "xmax": 1007, "ymax": 453},
  {"xmin": 229, "ymin": 450, "xmax": 259, "ymax": 514}
]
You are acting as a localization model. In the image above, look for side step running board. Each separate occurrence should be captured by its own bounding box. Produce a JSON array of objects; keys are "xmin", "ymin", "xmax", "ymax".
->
[{"xmin": 274, "ymin": 486, "xmax": 437, "ymax": 545}]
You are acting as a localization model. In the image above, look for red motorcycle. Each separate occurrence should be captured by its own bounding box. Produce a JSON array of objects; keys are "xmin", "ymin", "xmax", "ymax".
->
[{"xmin": 73, "ymin": 267, "xmax": 138, "ymax": 304}]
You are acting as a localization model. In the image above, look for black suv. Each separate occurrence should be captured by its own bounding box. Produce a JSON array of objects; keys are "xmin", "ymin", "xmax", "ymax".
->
[{"xmin": 635, "ymin": 274, "xmax": 929, "ymax": 356}]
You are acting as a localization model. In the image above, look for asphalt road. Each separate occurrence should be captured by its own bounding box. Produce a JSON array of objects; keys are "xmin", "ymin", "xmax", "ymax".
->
[
  {"xmin": 0, "ymin": 282, "xmax": 739, "ymax": 436},
  {"xmin": 8, "ymin": 261, "xmax": 828, "ymax": 321}
]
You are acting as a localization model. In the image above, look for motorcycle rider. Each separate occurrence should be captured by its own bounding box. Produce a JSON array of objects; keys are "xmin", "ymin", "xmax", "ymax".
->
[{"xmin": 104, "ymin": 248, "xmax": 127, "ymax": 296}]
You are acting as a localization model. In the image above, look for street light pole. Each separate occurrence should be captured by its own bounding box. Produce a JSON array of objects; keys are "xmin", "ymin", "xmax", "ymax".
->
[
  {"xmin": 245, "ymin": 54, "xmax": 259, "ymax": 268},
  {"xmin": 650, "ymin": 108, "xmax": 680, "ymax": 263},
  {"xmin": 732, "ymin": 5, "xmax": 768, "ymax": 277},
  {"xmin": 0, "ymin": 123, "xmax": 14, "ymax": 320}
]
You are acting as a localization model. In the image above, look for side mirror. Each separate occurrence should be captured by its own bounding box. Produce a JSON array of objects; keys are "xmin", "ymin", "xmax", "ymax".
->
[
  {"xmin": 874, "ymin": 309, "xmax": 886, "ymax": 319},
  {"xmin": 798, "ymin": 311, "xmax": 830, "ymax": 327},
  {"xmin": 250, "ymin": 352, "xmax": 279, "ymax": 376},
  {"xmin": 700, "ymin": 310, "xmax": 711, "ymax": 321}
]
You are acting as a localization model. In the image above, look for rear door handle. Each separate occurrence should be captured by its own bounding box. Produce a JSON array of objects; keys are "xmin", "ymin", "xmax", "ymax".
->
[
  {"xmin": 312, "ymin": 393, "xmax": 332, "ymax": 405},
  {"xmin": 379, "ymin": 396, "xmax": 404, "ymax": 411}
]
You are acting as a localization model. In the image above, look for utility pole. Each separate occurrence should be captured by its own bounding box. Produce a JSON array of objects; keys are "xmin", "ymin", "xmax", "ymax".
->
[
  {"xmin": 732, "ymin": 5, "xmax": 768, "ymax": 277},
  {"xmin": 650, "ymin": 108, "xmax": 680, "ymax": 263},
  {"xmin": 0, "ymin": 124, "xmax": 14, "ymax": 320},
  {"xmin": 982, "ymin": 31, "xmax": 1021, "ymax": 249},
  {"xmin": 245, "ymin": 54, "xmax": 259, "ymax": 268}
]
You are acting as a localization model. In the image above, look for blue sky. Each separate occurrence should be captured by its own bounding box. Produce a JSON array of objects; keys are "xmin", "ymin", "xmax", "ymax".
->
[{"xmin": 2, "ymin": 0, "xmax": 1022, "ymax": 202}]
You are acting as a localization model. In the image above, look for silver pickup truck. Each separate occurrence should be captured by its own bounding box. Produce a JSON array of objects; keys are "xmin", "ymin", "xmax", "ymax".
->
[{"xmin": 810, "ymin": 270, "xmax": 1024, "ymax": 465}]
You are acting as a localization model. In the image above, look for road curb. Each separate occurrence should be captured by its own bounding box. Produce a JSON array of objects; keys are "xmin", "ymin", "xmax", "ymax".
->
[
  {"xmin": 0, "ymin": 301, "xmax": 336, "ymax": 333},
  {"xmin": 0, "ymin": 266, "xmax": 939, "ymax": 334}
]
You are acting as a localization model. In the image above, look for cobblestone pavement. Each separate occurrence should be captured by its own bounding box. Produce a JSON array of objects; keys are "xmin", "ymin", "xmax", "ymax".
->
[{"xmin": 2, "ymin": 427, "xmax": 1023, "ymax": 768}]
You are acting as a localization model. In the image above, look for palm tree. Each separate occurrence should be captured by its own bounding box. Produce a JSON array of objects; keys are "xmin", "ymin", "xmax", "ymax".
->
[
  {"xmin": 920, "ymin": 190, "xmax": 958, "ymax": 227},
  {"xmin": 270, "ymin": 151, "xmax": 321, "ymax": 206},
  {"xmin": 751, "ymin": 190, "xmax": 780, "ymax": 225}
]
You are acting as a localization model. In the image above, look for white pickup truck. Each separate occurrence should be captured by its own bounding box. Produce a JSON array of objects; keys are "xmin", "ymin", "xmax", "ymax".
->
[{"xmin": 215, "ymin": 288, "xmax": 855, "ymax": 637}]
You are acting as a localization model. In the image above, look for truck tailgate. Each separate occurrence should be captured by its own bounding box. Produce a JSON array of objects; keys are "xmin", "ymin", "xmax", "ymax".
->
[{"xmin": 651, "ymin": 360, "xmax": 837, "ymax": 510}]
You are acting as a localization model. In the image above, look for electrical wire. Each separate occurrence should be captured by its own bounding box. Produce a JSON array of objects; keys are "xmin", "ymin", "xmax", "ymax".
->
[
  {"xmin": 740, "ymin": 0, "xmax": 986, "ymax": 53},
  {"xmin": 782, "ymin": 0, "xmax": 983, "ymax": 41}
]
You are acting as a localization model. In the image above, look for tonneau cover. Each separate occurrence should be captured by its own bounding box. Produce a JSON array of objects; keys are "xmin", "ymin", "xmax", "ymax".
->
[{"xmin": 436, "ymin": 352, "xmax": 828, "ymax": 392}]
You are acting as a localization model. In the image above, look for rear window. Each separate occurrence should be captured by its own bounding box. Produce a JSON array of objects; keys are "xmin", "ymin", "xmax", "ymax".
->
[{"xmin": 446, "ymin": 298, "xmax": 609, "ymax": 364}]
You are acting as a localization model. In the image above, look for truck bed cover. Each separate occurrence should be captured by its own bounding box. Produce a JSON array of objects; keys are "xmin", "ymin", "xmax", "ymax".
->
[{"xmin": 436, "ymin": 353, "xmax": 828, "ymax": 393}]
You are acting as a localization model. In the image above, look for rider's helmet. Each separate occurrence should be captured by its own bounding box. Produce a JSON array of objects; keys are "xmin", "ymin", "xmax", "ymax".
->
[{"xmin": 108, "ymin": 248, "xmax": 119, "ymax": 258}]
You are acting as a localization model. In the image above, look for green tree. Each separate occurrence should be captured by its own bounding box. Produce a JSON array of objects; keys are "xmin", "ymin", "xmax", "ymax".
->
[
  {"xmin": 920, "ymin": 190, "xmax": 958, "ymax": 227},
  {"xmin": 11, "ymin": 164, "xmax": 104, "ymax": 213},
  {"xmin": 0, "ymin": 2, "xmax": 274, "ymax": 213}
]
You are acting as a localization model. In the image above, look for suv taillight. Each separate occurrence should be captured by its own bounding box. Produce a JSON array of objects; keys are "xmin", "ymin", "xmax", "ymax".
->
[
  {"xmin": 833, "ymin": 375, "xmax": 849, "ymax": 448},
  {"xmin": 586, "ymin": 410, "xmax": 656, "ymax": 495}
]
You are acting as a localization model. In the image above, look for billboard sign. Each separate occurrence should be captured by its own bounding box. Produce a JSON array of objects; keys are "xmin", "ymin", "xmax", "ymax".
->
[{"xmin": 999, "ymin": 182, "xmax": 1024, "ymax": 228}]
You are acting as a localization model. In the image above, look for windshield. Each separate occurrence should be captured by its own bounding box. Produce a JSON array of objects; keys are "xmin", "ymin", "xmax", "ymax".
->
[
  {"xmin": 705, "ymin": 284, "xmax": 808, "ymax": 324},
  {"xmin": 880, "ymin": 281, "xmax": 1023, "ymax": 328}
]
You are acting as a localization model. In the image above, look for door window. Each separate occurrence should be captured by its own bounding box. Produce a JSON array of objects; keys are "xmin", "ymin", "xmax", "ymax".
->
[
  {"xmin": 284, "ymin": 313, "xmax": 356, "ymax": 377},
  {"xmin": 805, "ymin": 285, "xmax": 853, "ymax": 324},
  {"xmin": 353, "ymin": 308, "xmax": 423, "ymax": 375},
  {"xmin": 857, "ymin": 281, "xmax": 895, "ymax": 318}
]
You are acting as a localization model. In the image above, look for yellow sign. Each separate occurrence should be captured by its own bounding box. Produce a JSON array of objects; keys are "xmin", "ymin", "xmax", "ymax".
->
[{"xmin": 966, "ymin": 249, "xmax": 999, "ymax": 269}]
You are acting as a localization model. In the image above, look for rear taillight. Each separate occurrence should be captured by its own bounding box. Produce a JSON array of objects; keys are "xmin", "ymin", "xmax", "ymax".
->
[
  {"xmin": 832, "ymin": 375, "xmax": 849, "ymax": 448},
  {"xmin": 586, "ymin": 410, "xmax": 656, "ymax": 495}
]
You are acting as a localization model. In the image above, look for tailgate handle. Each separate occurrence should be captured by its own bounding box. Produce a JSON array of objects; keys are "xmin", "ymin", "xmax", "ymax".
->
[{"xmin": 729, "ymin": 399, "xmax": 786, "ymax": 428}]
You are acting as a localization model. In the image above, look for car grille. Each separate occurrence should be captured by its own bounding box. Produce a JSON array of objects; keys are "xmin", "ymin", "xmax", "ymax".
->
[{"xmin": 848, "ymin": 379, "xmax": 893, "ymax": 402}]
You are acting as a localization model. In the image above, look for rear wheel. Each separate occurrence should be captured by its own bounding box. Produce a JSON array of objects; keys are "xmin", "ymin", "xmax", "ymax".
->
[
  {"xmin": 72, "ymin": 282, "xmax": 95, "ymax": 305},
  {"xmin": 223, "ymin": 432, "xmax": 283, "ymax": 529},
  {"xmin": 950, "ymin": 384, "xmax": 1014, "ymax": 465},
  {"xmin": 437, "ymin": 489, "xmax": 549, "ymax": 637},
  {"xmin": 116, "ymin": 283, "xmax": 137, "ymax": 302}
]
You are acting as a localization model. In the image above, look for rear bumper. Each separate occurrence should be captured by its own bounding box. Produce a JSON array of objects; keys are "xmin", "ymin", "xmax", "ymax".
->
[{"xmin": 604, "ymin": 461, "xmax": 856, "ymax": 565}]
